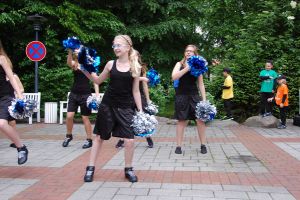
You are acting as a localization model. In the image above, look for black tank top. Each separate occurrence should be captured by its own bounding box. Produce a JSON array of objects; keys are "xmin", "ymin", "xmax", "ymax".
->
[
  {"xmin": 175, "ymin": 65, "xmax": 198, "ymax": 95},
  {"xmin": 70, "ymin": 69, "xmax": 91, "ymax": 94},
  {"xmin": 102, "ymin": 60, "xmax": 134, "ymax": 108},
  {"xmin": 0, "ymin": 65, "xmax": 14, "ymax": 97}
]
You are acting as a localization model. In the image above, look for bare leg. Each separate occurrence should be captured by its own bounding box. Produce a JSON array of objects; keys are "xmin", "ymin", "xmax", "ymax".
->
[
  {"xmin": 176, "ymin": 120, "xmax": 188, "ymax": 147},
  {"xmin": 82, "ymin": 115, "xmax": 92, "ymax": 139},
  {"xmin": 124, "ymin": 139, "xmax": 135, "ymax": 167},
  {"xmin": 9, "ymin": 120, "xmax": 16, "ymax": 129},
  {"xmin": 66, "ymin": 112, "xmax": 75, "ymax": 134},
  {"xmin": 89, "ymin": 135, "xmax": 104, "ymax": 166},
  {"xmin": 196, "ymin": 119, "xmax": 207, "ymax": 145},
  {"xmin": 0, "ymin": 119, "xmax": 23, "ymax": 148}
]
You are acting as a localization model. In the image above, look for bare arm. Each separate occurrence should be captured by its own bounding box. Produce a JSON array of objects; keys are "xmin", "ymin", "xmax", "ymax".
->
[
  {"xmin": 94, "ymin": 83, "xmax": 99, "ymax": 96},
  {"xmin": 0, "ymin": 56, "xmax": 22, "ymax": 98},
  {"xmin": 171, "ymin": 62, "xmax": 189, "ymax": 80},
  {"xmin": 81, "ymin": 60, "xmax": 112, "ymax": 85},
  {"xmin": 14, "ymin": 74, "xmax": 24, "ymax": 93},
  {"xmin": 140, "ymin": 74, "xmax": 151, "ymax": 103},
  {"xmin": 133, "ymin": 77, "xmax": 142, "ymax": 111},
  {"xmin": 198, "ymin": 75, "xmax": 206, "ymax": 101},
  {"xmin": 67, "ymin": 50, "xmax": 78, "ymax": 70}
]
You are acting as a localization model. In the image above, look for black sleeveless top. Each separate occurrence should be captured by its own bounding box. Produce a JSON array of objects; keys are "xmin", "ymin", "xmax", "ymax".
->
[
  {"xmin": 175, "ymin": 65, "xmax": 198, "ymax": 95},
  {"xmin": 70, "ymin": 69, "xmax": 91, "ymax": 94},
  {"xmin": 0, "ymin": 65, "xmax": 14, "ymax": 97},
  {"xmin": 101, "ymin": 60, "xmax": 135, "ymax": 108}
]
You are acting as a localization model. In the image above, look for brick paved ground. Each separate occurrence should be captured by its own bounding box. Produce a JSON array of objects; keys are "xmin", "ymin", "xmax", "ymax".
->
[{"xmin": 0, "ymin": 119, "xmax": 299, "ymax": 200}]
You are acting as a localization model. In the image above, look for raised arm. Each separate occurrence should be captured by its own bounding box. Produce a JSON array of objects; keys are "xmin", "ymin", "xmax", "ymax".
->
[
  {"xmin": 67, "ymin": 49, "xmax": 78, "ymax": 70},
  {"xmin": 93, "ymin": 83, "xmax": 100, "ymax": 96},
  {"xmin": 81, "ymin": 60, "xmax": 112, "ymax": 85},
  {"xmin": 0, "ymin": 56, "xmax": 22, "ymax": 98},
  {"xmin": 198, "ymin": 75, "xmax": 206, "ymax": 101},
  {"xmin": 172, "ymin": 62, "xmax": 189, "ymax": 80}
]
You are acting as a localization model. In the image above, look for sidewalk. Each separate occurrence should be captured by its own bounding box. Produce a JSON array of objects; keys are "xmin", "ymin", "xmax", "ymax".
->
[{"xmin": 0, "ymin": 120, "xmax": 299, "ymax": 200}]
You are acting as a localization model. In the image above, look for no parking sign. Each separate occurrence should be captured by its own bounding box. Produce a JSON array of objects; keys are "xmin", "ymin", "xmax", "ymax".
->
[{"xmin": 26, "ymin": 41, "xmax": 46, "ymax": 61}]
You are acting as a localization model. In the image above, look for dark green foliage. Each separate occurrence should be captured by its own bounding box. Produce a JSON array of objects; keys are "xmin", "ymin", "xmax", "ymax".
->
[{"xmin": 1, "ymin": 0, "xmax": 299, "ymax": 121}]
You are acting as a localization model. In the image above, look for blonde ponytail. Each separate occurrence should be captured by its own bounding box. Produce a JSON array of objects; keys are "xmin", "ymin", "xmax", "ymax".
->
[
  {"xmin": 129, "ymin": 48, "xmax": 141, "ymax": 77},
  {"xmin": 114, "ymin": 35, "xmax": 141, "ymax": 77}
]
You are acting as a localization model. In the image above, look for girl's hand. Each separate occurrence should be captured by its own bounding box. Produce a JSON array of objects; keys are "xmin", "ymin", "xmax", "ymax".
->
[
  {"xmin": 267, "ymin": 97, "xmax": 273, "ymax": 102},
  {"xmin": 280, "ymin": 103, "xmax": 284, "ymax": 108},
  {"xmin": 17, "ymin": 93, "xmax": 23, "ymax": 100}
]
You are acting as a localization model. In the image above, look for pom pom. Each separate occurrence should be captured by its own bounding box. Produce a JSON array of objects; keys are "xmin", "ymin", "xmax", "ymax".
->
[
  {"xmin": 62, "ymin": 36, "xmax": 81, "ymax": 50},
  {"xmin": 146, "ymin": 68, "xmax": 160, "ymax": 87},
  {"xmin": 195, "ymin": 101, "xmax": 217, "ymax": 122},
  {"xmin": 8, "ymin": 99, "xmax": 37, "ymax": 119},
  {"xmin": 78, "ymin": 46, "xmax": 101, "ymax": 73},
  {"xmin": 145, "ymin": 101, "xmax": 159, "ymax": 115},
  {"xmin": 86, "ymin": 95, "xmax": 101, "ymax": 111},
  {"xmin": 173, "ymin": 79, "xmax": 179, "ymax": 88},
  {"xmin": 131, "ymin": 111, "xmax": 158, "ymax": 137},
  {"xmin": 187, "ymin": 55, "xmax": 208, "ymax": 77}
]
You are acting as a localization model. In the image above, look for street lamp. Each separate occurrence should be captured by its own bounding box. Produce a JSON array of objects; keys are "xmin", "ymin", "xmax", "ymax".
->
[{"xmin": 27, "ymin": 14, "xmax": 47, "ymax": 93}]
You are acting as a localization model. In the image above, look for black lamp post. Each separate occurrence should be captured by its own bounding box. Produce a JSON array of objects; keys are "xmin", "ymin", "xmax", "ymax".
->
[{"xmin": 27, "ymin": 14, "xmax": 47, "ymax": 93}]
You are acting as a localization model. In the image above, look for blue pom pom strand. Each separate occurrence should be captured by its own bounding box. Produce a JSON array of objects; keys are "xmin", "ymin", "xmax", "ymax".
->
[
  {"xmin": 131, "ymin": 112, "xmax": 158, "ymax": 137},
  {"xmin": 8, "ymin": 99, "xmax": 37, "ymax": 119},
  {"xmin": 187, "ymin": 55, "xmax": 208, "ymax": 77},
  {"xmin": 86, "ymin": 96, "xmax": 101, "ymax": 111},
  {"xmin": 62, "ymin": 36, "xmax": 81, "ymax": 50},
  {"xmin": 78, "ymin": 46, "xmax": 101, "ymax": 73},
  {"xmin": 146, "ymin": 68, "xmax": 160, "ymax": 87},
  {"xmin": 195, "ymin": 101, "xmax": 217, "ymax": 122},
  {"xmin": 144, "ymin": 101, "xmax": 159, "ymax": 115},
  {"xmin": 173, "ymin": 79, "xmax": 179, "ymax": 88}
]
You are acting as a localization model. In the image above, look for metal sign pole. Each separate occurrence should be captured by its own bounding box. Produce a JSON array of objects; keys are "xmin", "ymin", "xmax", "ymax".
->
[{"xmin": 35, "ymin": 31, "xmax": 39, "ymax": 93}]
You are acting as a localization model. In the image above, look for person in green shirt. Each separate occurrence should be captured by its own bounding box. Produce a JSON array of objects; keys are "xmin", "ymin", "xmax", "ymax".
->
[{"xmin": 259, "ymin": 60, "xmax": 277, "ymax": 117}]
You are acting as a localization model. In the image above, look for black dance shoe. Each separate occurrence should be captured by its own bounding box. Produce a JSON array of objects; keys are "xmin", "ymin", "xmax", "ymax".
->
[
  {"xmin": 84, "ymin": 166, "xmax": 95, "ymax": 182},
  {"xmin": 125, "ymin": 167, "xmax": 138, "ymax": 183},
  {"xmin": 62, "ymin": 134, "xmax": 73, "ymax": 147},
  {"xmin": 17, "ymin": 145, "xmax": 28, "ymax": 165}
]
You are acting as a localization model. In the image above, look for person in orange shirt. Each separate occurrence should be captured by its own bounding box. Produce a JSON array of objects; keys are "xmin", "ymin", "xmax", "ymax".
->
[{"xmin": 268, "ymin": 75, "xmax": 289, "ymax": 129}]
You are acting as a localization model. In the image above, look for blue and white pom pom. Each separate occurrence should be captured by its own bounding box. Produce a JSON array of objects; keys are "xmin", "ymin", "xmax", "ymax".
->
[
  {"xmin": 62, "ymin": 36, "xmax": 81, "ymax": 50},
  {"xmin": 86, "ymin": 95, "xmax": 101, "ymax": 111},
  {"xmin": 8, "ymin": 99, "xmax": 37, "ymax": 119},
  {"xmin": 131, "ymin": 111, "xmax": 158, "ymax": 137},
  {"xmin": 195, "ymin": 101, "xmax": 217, "ymax": 122},
  {"xmin": 187, "ymin": 55, "xmax": 208, "ymax": 77},
  {"xmin": 173, "ymin": 79, "xmax": 179, "ymax": 88},
  {"xmin": 145, "ymin": 101, "xmax": 159, "ymax": 115},
  {"xmin": 146, "ymin": 68, "xmax": 160, "ymax": 87},
  {"xmin": 78, "ymin": 46, "xmax": 101, "ymax": 73}
]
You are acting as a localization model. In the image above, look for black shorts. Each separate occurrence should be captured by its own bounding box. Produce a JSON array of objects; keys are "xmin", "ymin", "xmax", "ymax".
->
[
  {"xmin": 67, "ymin": 92, "xmax": 91, "ymax": 116},
  {"xmin": 174, "ymin": 94, "xmax": 201, "ymax": 120},
  {"xmin": 93, "ymin": 104, "xmax": 135, "ymax": 140},
  {"xmin": 0, "ymin": 95, "xmax": 15, "ymax": 121}
]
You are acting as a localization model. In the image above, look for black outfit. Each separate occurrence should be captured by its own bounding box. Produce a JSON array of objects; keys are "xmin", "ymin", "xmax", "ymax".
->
[
  {"xmin": 0, "ymin": 65, "xmax": 15, "ymax": 121},
  {"xmin": 222, "ymin": 85, "xmax": 233, "ymax": 118},
  {"xmin": 279, "ymin": 106, "xmax": 288, "ymax": 126},
  {"xmin": 259, "ymin": 76, "xmax": 277, "ymax": 115},
  {"xmin": 174, "ymin": 66, "xmax": 201, "ymax": 120},
  {"xmin": 260, "ymin": 92, "xmax": 274, "ymax": 115},
  {"xmin": 94, "ymin": 60, "xmax": 136, "ymax": 140},
  {"xmin": 67, "ymin": 70, "xmax": 92, "ymax": 116},
  {"xmin": 223, "ymin": 99, "xmax": 233, "ymax": 118}
]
